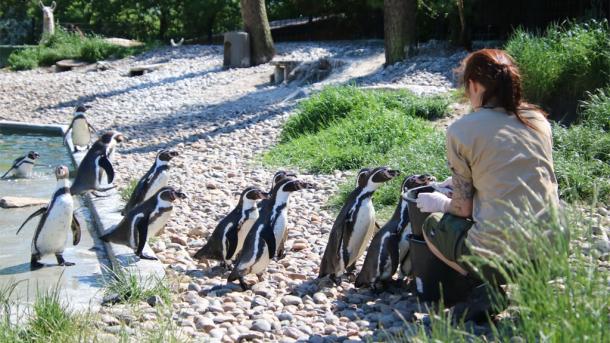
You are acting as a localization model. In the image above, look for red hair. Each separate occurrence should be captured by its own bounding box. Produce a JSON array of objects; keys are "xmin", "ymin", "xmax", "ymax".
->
[{"xmin": 456, "ymin": 49, "xmax": 546, "ymax": 129}]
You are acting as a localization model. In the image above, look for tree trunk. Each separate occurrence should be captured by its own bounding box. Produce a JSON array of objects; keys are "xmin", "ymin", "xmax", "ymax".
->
[
  {"xmin": 455, "ymin": 0, "xmax": 471, "ymax": 50},
  {"xmin": 159, "ymin": 7, "xmax": 169, "ymax": 40},
  {"xmin": 384, "ymin": 0, "xmax": 416, "ymax": 65},
  {"xmin": 240, "ymin": 0, "xmax": 275, "ymax": 65}
]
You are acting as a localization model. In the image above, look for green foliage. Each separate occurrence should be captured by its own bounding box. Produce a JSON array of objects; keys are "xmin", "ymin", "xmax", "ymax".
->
[
  {"xmin": 409, "ymin": 207, "xmax": 609, "ymax": 342},
  {"xmin": 7, "ymin": 28, "xmax": 145, "ymax": 70},
  {"xmin": 103, "ymin": 265, "xmax": 171, "ymax": 305},
  {"xmin": 266, "ymin": 86, "xmax": 451, "ymax": 210},
  {"xmin": 506, "ymin": 20, "xmax": 610, "ymax": 118},
  {"xmin": 579, "ymin": 87, "xmax": 610, "ymax": 130},
  {"xmin": 121, "ymin": 178, "xmax": 139, "ymax": 202}
]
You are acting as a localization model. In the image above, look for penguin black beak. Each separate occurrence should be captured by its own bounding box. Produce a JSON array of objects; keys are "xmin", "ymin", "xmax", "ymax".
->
[
  {"xmin": 175, "ymin": 191, "xmax": 187, "ymax": 199},
  {"xmin": 169, "ymin": 150, "xmax": 179, "ymax": 158},
  {"xmin": 386, "ymin": 169, "xmax": 400, "ymax": 179},
  {"xmin": 256, "ymin": 191, "xmax": 270, "ymax": 200}
]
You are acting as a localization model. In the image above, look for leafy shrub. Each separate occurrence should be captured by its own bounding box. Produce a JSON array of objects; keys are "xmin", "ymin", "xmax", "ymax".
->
[
  {"xmin": 506, "ymin": 20, "xmax": 610, "ymax": 120},
  {"xmin": 579, "ymin": 87, "xmax": 610, "ymax": 130},
  {"xmin": 6, "ymin": 47, "xmax": 39, "ymax": 70}
]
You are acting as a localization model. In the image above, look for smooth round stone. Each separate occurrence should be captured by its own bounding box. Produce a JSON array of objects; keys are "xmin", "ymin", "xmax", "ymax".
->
[
  {"xmin": 277, "ymin": 312, "xmax": 293, "ymax": 321},
  {"xmin": 281, "ymin": 295, "xmax": 303, "ymax": 306},
  {"xmin": 251, "ymin": 319, "xmax": 272, "ymax": 332}
]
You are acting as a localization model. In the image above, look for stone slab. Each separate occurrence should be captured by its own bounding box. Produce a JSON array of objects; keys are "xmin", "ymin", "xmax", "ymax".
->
[{"xmin": 0, "ymin": 196, "xmax": 48, "ymax": 208}]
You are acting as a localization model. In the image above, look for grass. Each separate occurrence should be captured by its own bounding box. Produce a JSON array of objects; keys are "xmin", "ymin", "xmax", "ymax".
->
[
  {"xmin": 407, "ymin": 204, "xmax": 609, "ymax": 342},
  {"xmin": 579, "ymin": 87, "xmax": 610, "ymax": 130},
  {"xmin": 102, "ymin": 265, "xmax": 171, "ymax": 305},
  {"xmin": 7, "ymin": 28, "xmax": 149, "ymax": 71},
  {"xmin": 120, "ymin": 178, "xmax": 139, "ymax": 202},
  {"xmin": 506, "ymin": 20, "xmax": 610, "ymax": 119},
  {"xmin": 266, "ymin": 86, "xmax": 451, "ymax": 211}
]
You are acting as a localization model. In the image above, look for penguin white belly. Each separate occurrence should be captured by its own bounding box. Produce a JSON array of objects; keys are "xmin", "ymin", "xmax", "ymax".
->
[
  {"xmin": 72, "ymin": 119, "xmax": 91, "ymax": 147},
  {"xmin": 272, "ymin": 211, "xmax": 288, "ymax": 254},
  {"xmin": 148, "ymin": 210, "xmax": 172, "ymax": 237},
  {"xmin": 16, "ymin": 163, "xmax": 34, "ymax": 178},
  {"xmin": 380, "ymin": 255, "xmax": 393, "ymax": 280},
  {"xmin": 144, "ymin": 172, "xmax": 169, "ymax": 201},
  {"xmin": 234, "ymin": 219, "xmax": 256, "ymax": 260},
  {"xmin": 347, "ymin": 199, "xmax": 375, "ymax": 266},
  {"xmin": 398, "ymin": 223, "xmax": 411, "ymax": 261},
  {"xmin": 34, "ymin": 195, "xmax": 73, "ymax": 255},
  {"xmin": 249, "ymin": 244, "xmax": 270, "ymax": 275}
]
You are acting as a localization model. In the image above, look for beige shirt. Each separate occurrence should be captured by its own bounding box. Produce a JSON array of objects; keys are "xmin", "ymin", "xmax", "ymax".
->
[{"xmin": 446, "ymin": 107, "xmax": 559, "ymax": 256}]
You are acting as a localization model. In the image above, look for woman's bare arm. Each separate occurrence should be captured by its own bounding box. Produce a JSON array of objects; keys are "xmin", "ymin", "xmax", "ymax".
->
[{"xmin": 448, "ymin": 173, "xmax": 474, "ymax": 218}]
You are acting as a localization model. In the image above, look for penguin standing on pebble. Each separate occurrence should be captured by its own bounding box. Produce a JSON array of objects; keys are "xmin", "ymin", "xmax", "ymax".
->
[
  {"xmin": 261, "ymin": 170, "xmax": 296, "ymax": 259},
  {"xmin": 1, "ymin": 151, "xmax": 40, "ymax": 179},
  {"xmin": 228, "ymin": 178, "xmax": 314, "ymax": 290},
  {"xmin": 64, "ymin": 105, "xmax": 96, "ymax": 152},
  {"xmin": 70, "ymin": 131, "xmax": 124, "ymax": 196},
  {"xmin": 16, "ymin": 165, "xmax": 81, "ymax": 270},
  {"xmin": 318, "ymin": 167, "xmax": 400, "ymax": 284},
  {"xmin": 100, "ymin": 187, "xmax": 186, "ymax": 260},
  {"xmin": 122, "ymin": 149, "xmax": 179, "ymax": 215},
  {"xmin": 193, "ymin": 186, "xmax": 269, "ymax": 267},
  {"xmin": 355, "ymin": 174, "xmax": 435, "ymax": 288}
]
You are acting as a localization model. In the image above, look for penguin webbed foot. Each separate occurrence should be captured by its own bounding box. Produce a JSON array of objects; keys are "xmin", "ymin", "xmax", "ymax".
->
[
  {"xmin": 330, "ymin": 274, "xmax": 342, "ymax": 286},
  {"xmin": 55, "ymin": 254, "xmax": 75, "ymax": 267},
  {"xmin": 30, "ymin": 254, "xmax": 44, "ymax": 270},
  {"xmin": 137, "ymin": 252, "xmax": 158, "ymax": 260},
  {"xmin": 256, "ymin": 273, "xmax": 264, "ymax": 282},
  {"xmin": 238, "ymin": 276, "xmax": 250, "ymax": 291}
]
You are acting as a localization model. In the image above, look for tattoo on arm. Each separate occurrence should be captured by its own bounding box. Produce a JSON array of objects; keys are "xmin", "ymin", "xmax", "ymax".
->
[{"xmin": 449, "ymin": 173, "xmax": 474, "ymax": 217}]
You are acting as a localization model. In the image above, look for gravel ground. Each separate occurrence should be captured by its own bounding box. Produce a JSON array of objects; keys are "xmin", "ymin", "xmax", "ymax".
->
[{"xmin": 1, "ymin": 41, "xmax": 607, "ymax": 342}]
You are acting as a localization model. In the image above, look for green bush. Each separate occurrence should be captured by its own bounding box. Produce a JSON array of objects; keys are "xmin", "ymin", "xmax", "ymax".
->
[
  {"xmin": 506, "ymin": 20, "xmax": 610, "ymax": 119},
  {"xmin": 579, "ymin": 87, "xmax": 610, "ymax": 130},
  {"xmin": 7, "ymin": 28, "xmax": 146, "ymax": 71},
  {"xmin": 280, "ymin": 86, "xmax": 450, "ymax": 143}
]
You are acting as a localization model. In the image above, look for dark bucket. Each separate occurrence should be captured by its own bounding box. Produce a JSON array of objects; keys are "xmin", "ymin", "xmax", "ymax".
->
[
  {"xmin": 409, "ymin": 234, "xmax": 475, "ymax": 304},
  {"xmin": 405, "ymin": 185, "xmax": 436, "ymax": 236}
]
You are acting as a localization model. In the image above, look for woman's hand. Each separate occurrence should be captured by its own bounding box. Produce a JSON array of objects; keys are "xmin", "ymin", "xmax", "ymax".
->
[{"xmin": 416, "ymin": 192, "xmax": 451, "ymax": 213}]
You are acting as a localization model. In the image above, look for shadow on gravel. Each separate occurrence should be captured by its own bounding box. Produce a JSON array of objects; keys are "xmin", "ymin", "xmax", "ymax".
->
[
  {"xmin": 39, "ymin": 67, "xmax": 224, "ymax": 111},
  {"xmin": 109, "ymin": 84, "xmax": 299, "ymax": 155}
]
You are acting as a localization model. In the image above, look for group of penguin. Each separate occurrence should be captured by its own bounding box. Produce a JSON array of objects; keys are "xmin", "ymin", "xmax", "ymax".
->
[
  {"xmin": 4, "ymin": 105, "xmax": 446, "ymax": 291},
  {"xmin": 5, "ymin": 106, "xmax": 185, "ymax": 269}
]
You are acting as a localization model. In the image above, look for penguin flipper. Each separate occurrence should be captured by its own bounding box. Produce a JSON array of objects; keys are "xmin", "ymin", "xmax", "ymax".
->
[
  {"xmin": 71, "ymin": 213, "xmax": 82, "ymax": 245},
  {"xmin": 16, "ymin": 207, "xmax": 47, "ymax": 235},
  {"xmin": 0, "ymin": 167, "xmax": 14, "ymax": 179},
  {"xmin": 87, "ymin": 122, "xmax": 97, "ymax": 134},
  {"xmin": 99, "ymin": 156, "xmax": 115, "ymax": 184},
  {"xmin": 63, "ymin": 119, "xmax": 75, "ymax": 145},
  {"xmin": 134, "ymin": 215, "xmax": 150, "ymax": 256}
]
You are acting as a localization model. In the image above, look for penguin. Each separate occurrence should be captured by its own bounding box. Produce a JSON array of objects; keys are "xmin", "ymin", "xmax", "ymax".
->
[
  {"xmin": 16, "ymin": 165, "xmax": 81, "ymax": 270},
  {"xmin": 1, "ymin": 151, "xmax": 40, "ymax": 179},
  {"xmin": 122, "ymin": 149, "xmax": 179, "ymax": 215},
  {"xmin": 64, "ymin": 105, "xmax": 96, "ymax": 152},
  {"xmin": 355, "ymin": 174, "xmax": 435, "ymax": 289},
  {"xmin": 398, "ymin": 174, "xmax": 436, "ymax": 278},
  {"xmin": 193, "ymin": 186, "xmax": 269, "ymax": 266},
  {"xmin": 100, "ymin": 186, "xmax": 186, "ymax": 260},
  {"xmin": 70, "ymin": 131, "xmax": 124, "ymax": 196},
  {"xmin": 260, "ymin": 170, "xmax": 297, "ymax": 260},
  {"xmin": 227, "ymin": 178, "xmax": 314, "ymax": 290},
  {"xmin": 318, "ymin": 167, "xmax": 400, "ymax": 284}
]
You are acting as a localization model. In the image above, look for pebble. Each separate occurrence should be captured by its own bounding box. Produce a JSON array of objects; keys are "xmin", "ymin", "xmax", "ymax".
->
[
  {"xmin": 251, "ymin": 319, "xmax": 272, "ymax": 332},
  {"xmin": 282, "ymin": 295, "xmax": 303, "ymax": 306}
]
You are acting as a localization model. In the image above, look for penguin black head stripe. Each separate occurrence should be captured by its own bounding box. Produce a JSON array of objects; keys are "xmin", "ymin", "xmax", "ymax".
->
[
  {"xmin": 369, "ymin": 167, "xmax": 401, "ymax": 184},
  {"xmin": 158, "ymin": 187, "xmax": 187, "ymax": 202},
  {"xmin": 74, "ymin": 105, "xmax": 89, "ymax": 113},
  {"xmin": 402, "ymin": 174, "xmax": 436, "ymax": 192},
  {"xmin": 273, "ymin": 178, "xmax": 315, "ymax": 194},
  {"xmin": 243, "ymin": 187, "xmax": 269, "ymax": 201},
  {"xmin": 271, "ymin": 170, "xmax": 297, "ymax": 189},
  {"xmin": 356, "ymin": 168, "xmax": 371, "ymax": 187},
  {"xmin": 27, "ymin": 151, "xmax": 40, "ymax": 160},
  {"xmin": 100, "ymin": 131, "xmax": 125, "ymax": 145},
  {"xmin": 157, "ymin": 149, "xmax": 179, "ymax": 162}
]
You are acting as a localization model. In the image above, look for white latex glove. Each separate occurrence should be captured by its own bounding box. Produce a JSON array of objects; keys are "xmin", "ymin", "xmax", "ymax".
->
[{"xmin": 416, "ymin": 192, "xmax": 451, "ymax": 213}]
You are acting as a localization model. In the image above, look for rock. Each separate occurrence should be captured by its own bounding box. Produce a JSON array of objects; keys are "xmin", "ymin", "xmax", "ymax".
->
[
  {"xmin": 594, "ymin": 239, "xmax": 610, "ymax": 253},
  {"xmin": 170, "ymin": 235, "xmax": 188, "ymax": 246},
  {"xmin": 291, "ymin": 242, "xmax": 307, "ymax": 251},
  {"xmin": 209, "ymin": 328, "xmax": 227, "ymax": 339},
  {"xmin": 195, "ymin": 316, "xmax": 216, "ymax": 332},
  {"xmin": 251, "ymin": 319, "xmax": 272, "ymax": 332},
  {"xmin": 238, "ymin": 332, "xmax": 265, "ymax": 341},
  {"xmin": 312, "ymin": 292, "xmax": 328, "ymax": 304},
  {"xmin": 277, "ymin": 312, "xmax": 293, "ymax": 321},
  {"xmin": 146, "ymin": 295, "xmax": 164, "ymax": 307},
  {"xmin": 283, "ymin": 327, "xmax": 306, "ymax": 339},
  {"xmin": 252, "ymin": 295, "xmax": 268, "ymax": 307},
  {"xmin": 206, "ymin": 182, "xmax": 218, "ymax": 190},
  {"xmin": 101, "ymin": 314, "xmax": 120, "ymax": 326},
  {"xmin": 0, "ymin": 196, "xmax": 47, "ymax": 208},
  {"xmin": 281, "ymin": 295, "xmax": 303, "ymax": 306}
]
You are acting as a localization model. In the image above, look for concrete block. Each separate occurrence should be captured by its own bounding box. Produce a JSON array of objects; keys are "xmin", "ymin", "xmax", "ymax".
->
[{"xmin": 223, "ymin": 31, "xmax": 250, "ymax": 68}]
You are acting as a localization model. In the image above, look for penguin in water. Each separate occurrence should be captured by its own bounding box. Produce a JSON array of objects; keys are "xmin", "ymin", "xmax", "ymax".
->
[
  {"xmin": 1, "ymin": 151, "xmax": 40, "ymax": 179},
  {"xmin": 227, "ymin": 178, "xmax": 314, "ymax": 290},
  {"xmin": 100, "ymin": 187, "xmax": 186, "ymax": 260},
  {"xmin": 70, "ymin": 131, "xmax": 124, "ymax": 196},
  {"xmin": 318, "ymin": 167, "xmax": 400, "ymax": 284},
  {"xmin": 16, "ymin": 165, "xmax": 81, "ymax": 270},
  {"xmin": 355, "ymin": 174, "xmax": 435, "ymax": 289},
  {"xmin": 122, "ymin": 149, "xmax": 179, "ymax": 215},
  {"xmin": 64, "ymin": 105, "xmax": 96, "ymax": 152},
  {"xmin": 193, "ymin": 186, "xmax": 269, "ymax": 267}
]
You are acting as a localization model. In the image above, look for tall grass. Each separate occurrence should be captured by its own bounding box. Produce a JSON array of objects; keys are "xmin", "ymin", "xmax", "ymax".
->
[
  {"xmin": 579, "ymin": 87, "xmax": 610, "ymax": 130},
  {"xmin": 7, "ymin": 28, "xmax": 147, "ymax": 71},
  {"xmin": 102, "ymin": 265, "xmax": 171, "ymax": 305},
  {"xmin": 506, "ymin": 20, "xmax": 610, "ymax": 119},
  {"xmin": 409, "ymin": 205, "xmax": 609, "ymax": 342}
]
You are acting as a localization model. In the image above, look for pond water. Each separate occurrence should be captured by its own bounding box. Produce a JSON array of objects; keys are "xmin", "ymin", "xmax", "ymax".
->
[{"xmin": 0, "ymin": 130, "xmax": 109, "ymax": 312}]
